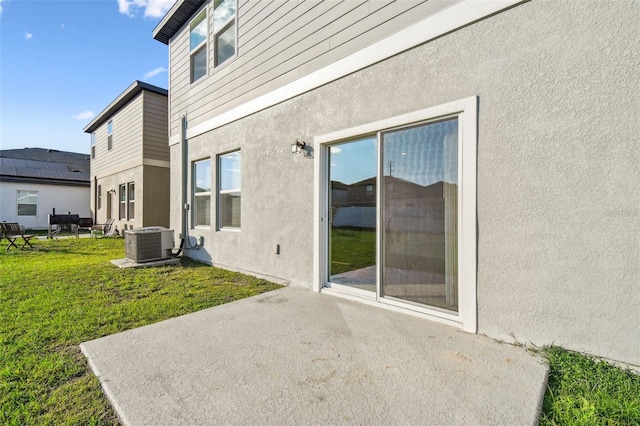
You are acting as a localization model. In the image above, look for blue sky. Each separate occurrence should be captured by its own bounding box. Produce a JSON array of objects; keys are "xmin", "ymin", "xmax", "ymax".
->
[{"xmin": 0, "ymin": 0, "xmax": 174, "ymax": 155}]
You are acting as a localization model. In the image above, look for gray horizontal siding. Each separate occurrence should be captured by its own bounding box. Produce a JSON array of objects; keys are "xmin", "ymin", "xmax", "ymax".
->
[
  {"xmin": 91, "ymin": 93, "xmax": 144, "ymax": 176},
  {"xmin": 143, "ymin": 91, "xmax": 170, "ymax": 162},
  {"xmin": 168, "ymin": 0, "xmax": 457, "ymax": 137}
]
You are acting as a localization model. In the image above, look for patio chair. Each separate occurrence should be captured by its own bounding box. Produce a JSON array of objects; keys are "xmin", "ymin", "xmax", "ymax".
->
[
  {"xmin": 1, "ymin": 222, "xmax": 35, "ymax": 250},
  {"xmin": 91, "ymin": 218, "xmax": 114, "ymax": 238}
]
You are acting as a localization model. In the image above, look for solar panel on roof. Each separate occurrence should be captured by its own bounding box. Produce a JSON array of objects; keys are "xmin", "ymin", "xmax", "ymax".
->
[
  {"xmin": 39, "ymin": 170, "xmax": 64, "ymax": 179},
  {"xmin": 25, "ymin": 160, "xmax": 47, "ymax": 169},
  {"xmin": 46, "ymin": 162, "xmax": 68, "ymax": 171},
  {"xmin": 2, "ymin": 158, "xmax": 26, "ymax": 167},
  {"xmin": 15, "ymin": 167, "xmax": 41, "ymax": 178},
  {"xmin": 0, "ymin": 166, "xmax": 17, "ymax": 176},
  {"xmin": 61, "ymin": 171, "xmax": 83, "ymax": 180}
]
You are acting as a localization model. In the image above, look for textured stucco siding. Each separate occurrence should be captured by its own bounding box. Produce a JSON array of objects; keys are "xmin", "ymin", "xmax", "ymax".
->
[
  {"xmin": 94, "ymin": 166, "xmax": 144, "ymax": 232},
  {"xmin": 174, "ymin": 0, "xmax": 639, "ymax": 365}
]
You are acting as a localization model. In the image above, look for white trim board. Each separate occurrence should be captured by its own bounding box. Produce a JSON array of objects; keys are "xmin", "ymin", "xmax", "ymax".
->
[
  {"xmin": 143, "ymin": 158, "xmax": 171, "ymax": 168},
  {"xmin": 169, "ymin": 0, "xmax": 524, "ymax": 145}
]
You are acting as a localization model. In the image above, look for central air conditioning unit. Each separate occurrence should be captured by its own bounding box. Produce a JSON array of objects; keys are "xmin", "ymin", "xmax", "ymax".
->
[{"xmin": 125, "ymin": 227, "xmax": 174, "ymax": 262}]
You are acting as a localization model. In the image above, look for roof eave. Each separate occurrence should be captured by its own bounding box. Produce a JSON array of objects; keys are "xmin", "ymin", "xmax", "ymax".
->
[
  {"xmin": 83, "ymin": 81, "xmax": 168, "ymax": 134},
  {"xmin": 153, "ymin": 0, "xmax": 207, "ymax": 45},
  {"xmin": 0, "ymin": 176, "xmax": 90, "ymax": 186}
]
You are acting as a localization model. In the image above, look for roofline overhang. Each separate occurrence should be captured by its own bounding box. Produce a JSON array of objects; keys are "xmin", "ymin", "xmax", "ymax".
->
[
  {"xmin": 83, "ymin": 81, "xmax": 168, "ymax": 134},
  {"xmin": 0, "ymin": 176, "xmax": 90, "ymax": 187},
  {"xmin": 153, "ymin": 0, "xmax": 207, "ymax": 45}
]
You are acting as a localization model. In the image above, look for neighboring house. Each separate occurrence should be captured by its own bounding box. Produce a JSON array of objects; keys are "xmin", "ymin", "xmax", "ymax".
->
[
  {"xmin": 153, "ymin": 1, "xmax": 639, "ymax": 366},
  {"xmin": 83, "ymin": 81, "xmax": 170, "ymax": 233},
  {"xmin": 0, "ymin": 148, "xmax": 91, "ymax": 229}
]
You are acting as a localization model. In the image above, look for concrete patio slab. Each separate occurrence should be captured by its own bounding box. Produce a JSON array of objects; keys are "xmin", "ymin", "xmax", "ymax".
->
[
  {"xmin": 81, "ymin": 287, "xmax": 548, "ymax": 425},
  {"xmin": 110, "ymin": 257, "xmax": 181, "ymax": 268}
]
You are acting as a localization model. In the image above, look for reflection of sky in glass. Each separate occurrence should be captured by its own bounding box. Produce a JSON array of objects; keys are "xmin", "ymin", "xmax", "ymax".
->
[
  {"xmin": 107, "ymin": 121, "xmax": 113, "ymax": 134},
  {"xmin": 17, "ymin": 190, "xmax": 37, "ymax": 204},
  {"xmin": 214, "ymin": 0, "xmax": 235, "ymax": 31},
  {"xmin": 190, "ymin": 11, "xmax": 207, "ymax": 51},
  {"xmin": 194, "ymin": 159, "xmax": 211, "ymax": 193},
  {"xmin": 383, "ymin": 118, "xmax": 458, "ymax": 186},
  {"xmin": 220, "ymin": 151, "xmax": 241, "ymax": 191},
  {"xmin": 216, "ymin": 22, "xmax": 235, "ymax": 66},
  {"xmin": 329, "ymin": 137, "xmax": 376, "ymax": 185},
  {"xmin": 192, "ymin": 48, "xmax": 207, "ymax": 81}
]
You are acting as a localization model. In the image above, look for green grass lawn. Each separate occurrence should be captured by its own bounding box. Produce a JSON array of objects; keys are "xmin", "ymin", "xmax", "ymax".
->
[
  {"xmin": 1, "ymin": 238, "xmax": 638, "ymax": 425},
  {"xmin": 0, "ymin": 237, "xmax": 281, "ymax": 425},
  {"xmin": 330, "ymin": 227, "xmax": 376, "ymax": 275},
  {"xmin": 539, "ymin": 346, "xmax": 640, "ymax": 425}
]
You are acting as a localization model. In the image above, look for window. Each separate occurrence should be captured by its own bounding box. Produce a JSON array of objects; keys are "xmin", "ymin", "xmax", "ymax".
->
[
  {"xmin": 218, "ymin": 150, "xmax": 241, "ymax": 229},
  {"xmin": 119, "ymin": 184, "xmax": 126, "ymax": 219},
  {"xmin": 98, "ymin": 185, "xmax": 102, "ymax": 209},
  {"xmin": 193, "ymin": 159, "xmax": 211, "ymax": 227},
  {"xmin": 107, "ymin": 120, "xmax": 113, "ymax": 150},
  {"xmin": 213, "ymin": 0, "xmax": 236, "ymax": 67},
  {"xmin": 107, "ymin": 191, "xmax": 112, "ymax": 220},
  {"xmin": 127, "ymin": 182, "xmax": 135, "ymax": 220},
  {"xmin": 190, "ymin": 9, "xmax": 208, "ymax": 83},
  {"xmin": 17, "ymin": 190, "xmax": 37, "ymax": 216},
  {"xmin": 91, "ymin": 133, "xmax": 96, "ymax": 158}
]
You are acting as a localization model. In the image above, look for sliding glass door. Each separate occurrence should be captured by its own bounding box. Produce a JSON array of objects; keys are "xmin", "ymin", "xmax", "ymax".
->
[
  {"xmin": 326, "ymin": 118, "xmax": 460, "ymax": 314},
  {"xmin": 381, "ymin": 118, "xmax": 459, "ymax": 312}
]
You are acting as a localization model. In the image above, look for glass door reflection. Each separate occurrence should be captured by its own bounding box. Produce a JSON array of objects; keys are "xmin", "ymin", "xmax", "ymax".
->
[
  {"xmin": 381, "ymin": 118, "xmax": 459, "ymax": 312},
  {"xmin": 328, "ymin": 137, "xmax": 377, "ymax": 292}
]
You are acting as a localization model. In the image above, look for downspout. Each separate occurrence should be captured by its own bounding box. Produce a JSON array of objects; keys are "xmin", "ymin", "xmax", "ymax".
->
[
  {"xmin": 181, "ymin": 113, "xmax": 190, "ymax": 247},
  {"xmin": 93, "ymin": 176, "xmax": 97, "ymax": 223},
  {"xmin": 180, "ymin": 114, "xmax": 198, "ymax": 250}
]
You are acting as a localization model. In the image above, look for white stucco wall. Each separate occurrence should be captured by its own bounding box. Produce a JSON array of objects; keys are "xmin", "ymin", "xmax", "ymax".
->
[
  {"xmin": 0, "ymin": 182, "xmax": 90, "ymax": 229},
  {"xmin": 169, "ymin": 0, "xmax": 639, "ymax": 365}
]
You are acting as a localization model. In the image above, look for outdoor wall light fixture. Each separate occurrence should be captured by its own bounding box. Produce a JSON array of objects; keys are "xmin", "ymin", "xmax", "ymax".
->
[{"xmin": 291, "ymin": 140, "xmax": 306, "ymax": 154}]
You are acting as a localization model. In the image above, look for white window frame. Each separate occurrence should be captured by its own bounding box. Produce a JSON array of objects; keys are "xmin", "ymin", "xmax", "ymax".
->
[
  {"xmin": 119, "ymin": 184, "xmax": 126, "ymax": 220},
  {"xmin": 212, "ymin": 0, "xmax": 237, "ymax": 69},
  {"xmin": 107, "ymin": 120, "xmax": 113, "ymax": 151},
  {"xmin": 193, "ymin": 158, "xmax": 212, "ymax": 228},
  {"xmin": 217, "ymin": 150, "xmax": 241, "ymax": 231},
  {"xmin": 313, "ymin": 96, "xmax": 478, "ymax": 333},
  {"xmin": 91, "ymin": 132, "xmax": 96, "ymax": 158},
  {"xmin": 127, "ymin": 182, "xmax": 135, "ymax": 221},
  {"xmin": 190, "ymin": 8, "xmax": 208, "ymax": 84},
  {"xmin": 17, "ymin": 190, "xmax": 38, "ymax": 217}
]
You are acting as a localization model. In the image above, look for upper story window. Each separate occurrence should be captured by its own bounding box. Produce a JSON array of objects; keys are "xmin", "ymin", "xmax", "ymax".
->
[
  {"xmin": 190, "ymin": 9, "xmax": 208, "ymax": 83},
  {"xmin": 91, "ymin": 133, "xmax": 96, "ymax": 158},
  {"xmin": 107, "ymin": 120, "xmax": 113, "ymax": 150},
  {"xmin": 213, "ymin": 0, "xmax": 236, "ymax": 67}
]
